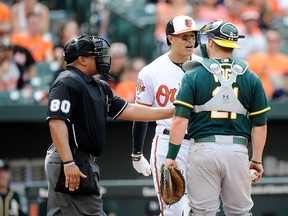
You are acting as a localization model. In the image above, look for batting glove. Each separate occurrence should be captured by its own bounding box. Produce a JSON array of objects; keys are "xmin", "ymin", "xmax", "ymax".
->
[{"xmin": 131, "ymin": 153, "xmax": 151, "ymax": 176}]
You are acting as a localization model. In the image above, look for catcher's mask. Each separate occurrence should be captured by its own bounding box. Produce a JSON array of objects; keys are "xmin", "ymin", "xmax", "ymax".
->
[
  {"xmin": 64, "ymin": 34, "xmax": 113, "ymax": 81},
  {"xmin": 166, "ymin": 15, "xmax": 199, "ymax": 48},
  {"xmin": 198, "ymin": 19, "xmax": 245, "ymax": 58}
]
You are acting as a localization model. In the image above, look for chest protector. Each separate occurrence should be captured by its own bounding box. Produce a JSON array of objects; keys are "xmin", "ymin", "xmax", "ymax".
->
[{"xmin": 193, "ymin": 58, "xmax": 248, "ymax": 115}]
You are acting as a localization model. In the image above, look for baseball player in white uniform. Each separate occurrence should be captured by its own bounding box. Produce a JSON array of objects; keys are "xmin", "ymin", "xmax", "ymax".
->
[{"xmin": 131, "ymin": 15, "xmax": 202, "ymax": 216}]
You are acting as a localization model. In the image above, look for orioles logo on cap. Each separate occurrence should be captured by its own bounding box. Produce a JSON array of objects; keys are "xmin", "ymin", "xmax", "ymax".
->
[{"xmin": 185, "ymin": 19, "xmax": 193, "ymax": 27}]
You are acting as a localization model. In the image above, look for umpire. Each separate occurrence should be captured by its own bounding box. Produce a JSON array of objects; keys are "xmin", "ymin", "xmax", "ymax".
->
[{"xmin": 45, "ymin": 34, "xmax": 174, "ymax": 216}]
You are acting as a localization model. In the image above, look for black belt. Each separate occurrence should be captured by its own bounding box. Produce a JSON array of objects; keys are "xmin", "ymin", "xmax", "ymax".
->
[{"xmin": 163, "ymin": 129, "xmax": 190, "ymax": 140}]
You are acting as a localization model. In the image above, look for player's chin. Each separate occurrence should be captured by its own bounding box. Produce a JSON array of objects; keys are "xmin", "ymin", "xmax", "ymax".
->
[{"xmin": 184, "ymin": 48, "xmax": 194, "ymax": 56}]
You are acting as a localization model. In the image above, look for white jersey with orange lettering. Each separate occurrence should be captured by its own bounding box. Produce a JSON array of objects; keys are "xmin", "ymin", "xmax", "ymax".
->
[{"xmin": 135, "ymin": 52, "xmax": 201, "ymax": 216}]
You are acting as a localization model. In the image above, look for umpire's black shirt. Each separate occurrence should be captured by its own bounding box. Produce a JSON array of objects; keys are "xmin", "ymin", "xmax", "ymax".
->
[{"xmin": 47, "ymin": 66, "xmax": 128, "ymax": 156}]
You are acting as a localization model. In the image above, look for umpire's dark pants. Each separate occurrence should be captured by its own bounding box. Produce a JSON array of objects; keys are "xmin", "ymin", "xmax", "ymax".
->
[{"xmin": 45, "ymin": 144, "xmax": 106, "ymax": 216}]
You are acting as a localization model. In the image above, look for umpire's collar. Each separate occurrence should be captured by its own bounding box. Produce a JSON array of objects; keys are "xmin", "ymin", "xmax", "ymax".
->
[{"xmin": 66, "ymin": 66, "xmax": 96, "ymax": 84}]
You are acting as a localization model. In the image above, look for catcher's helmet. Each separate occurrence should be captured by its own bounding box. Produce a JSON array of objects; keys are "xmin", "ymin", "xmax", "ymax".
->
[
  {"xmin": 166, "ymin": 15, "xmax": 199, "ymax": 47},
  {"xmin": 64, "ymin": 34, "xmax": 113, "ymax": 80},
  {"xmin": 199, "ymin": 19, "xmax": 245, "ymax": 49}
]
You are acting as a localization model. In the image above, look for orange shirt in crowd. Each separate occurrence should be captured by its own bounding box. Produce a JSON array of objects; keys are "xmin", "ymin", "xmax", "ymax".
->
[
  {"xmin": 114, "ymin": 81, "xmax": 136, "ymax": 103},
  {"xmin": 12, "ymin": 33, "xmax": 53, "ymax": 62},
  {"xmin": 248, "ymin": 53, "xmax": 288, "ymax": 99},
  {"xmin": 0, "ymin": 2, "xmax": 11, "ymax": 22},
  {"xmin": 267, "ymin": 0, "xmax": 280, "ymax": 15},
  {"xmin": 154, "ymin": 1, "xmax": 190, "ymax": 39},
  {"xmin": 198, "ymin": 3, "xmax": 228, "ymax": 23}
]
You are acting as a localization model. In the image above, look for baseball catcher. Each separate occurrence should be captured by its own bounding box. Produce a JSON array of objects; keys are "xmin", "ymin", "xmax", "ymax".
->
[{"xmin": 159, "ymin": 164, "xmax": 185, "ymax": 206}]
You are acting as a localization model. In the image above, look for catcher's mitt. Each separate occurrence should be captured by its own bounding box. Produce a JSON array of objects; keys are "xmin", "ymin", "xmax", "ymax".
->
[{"xmin": 159, "ymin": 164, "xmax": 185, "ymax": 205}]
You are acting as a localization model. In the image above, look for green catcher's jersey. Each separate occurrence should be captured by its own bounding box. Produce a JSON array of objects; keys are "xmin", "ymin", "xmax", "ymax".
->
[{"xmin": 174, "ymin": 58, "xmax": 271, "ymax": 140}]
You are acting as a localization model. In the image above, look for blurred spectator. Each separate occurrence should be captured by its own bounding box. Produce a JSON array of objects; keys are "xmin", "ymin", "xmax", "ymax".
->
[
  {"xmin": 186, "ymin": 0, "xmax": 207, "ymax": 55},
  {"xmin": 50, "ymin": 45, "xmax": 65, "ymax": 77},
  {"xmin": 55, "ymin": 20, "xmax": 80, "ymax": 48},
  {"xmin": 0, "ymin": 39, "xmax": 20, "ymax": 91},
  {"xmin": 197, "ymin": 0, "xmax": 229, "ymax": 23},
  {"xmin": 0, "ymin": 21, "xmax": 36, "ymax": 89},
  {"xmin": 11, "ymin": 0, "xmax": 50, "ymax": 35},
  {"xmin": 52, "ymin": 20, "xmax": 79, "ymax": 73},
  {"xmin": 114, "ymin": 57, "xmax": 147, "ymax": 102},
  {"xmin": 224, "ymin": 0, "xmax": 246, "ymax": 34},
  {"xmin": 267, "ymin": 0, "xmax": 281, "ymax": 17},
  {"xmin": 144, "ymin": 199, "xmax": 160, "ymax": 216},
  {"xmin": 100, "ymin": 42, "xmax": 129, "ymax": 92},
  {"xmin": 0, "ymin": 159, "xmax": 27, "ymax": 216},
  {"xmin": 12, "ymin": 12, "xmax": 54, "ymax": 63},
  {"xmin": 0, "ymin": 2, "xmax": 11, "ymax": 22},
  {"xmin": 89, "ymin": 0, "xmax": 110, "ymax": 39},
  {"xmin": 243, "ymin": 0, "xmax": 275, "ymax": 29},
  {"xmin": 189, "ymin": 0, "xmax": 207, "ymax": 27},
  {"xmin": 276, "ymin": 0, "xmax": 288, "ymax": 16},
  {"xmin": 0, "ymin": 39, "xmax": 26, "ymax": 92},
  {"xmin": 248, "ymin": 28, "xmax": 288, "ymax": 99},
  {"xmin": 154, "ymin": 0, "xmax": 192, "ymax": 56},
  {"xmin": 232, "ymin": 7, "xmax": 266, "ymax": 60},
  {"xmin": 32, "ymin": 20, "xmax": 80, "ymax": 106},
  {"xmin": 272, "ymin": 72, "xmax": 288, "ymax": 101}
]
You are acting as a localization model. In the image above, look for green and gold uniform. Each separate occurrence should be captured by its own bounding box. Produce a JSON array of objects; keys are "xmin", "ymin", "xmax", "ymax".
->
[
  {"xmin": 168, "ymin": 19, "xmax": 271, "ymax": 216},
  {"xmin": 0, "ymin": 190, "xmax": 26, "ymax": 216},
  {"xmin": 174, "ymin": 58, "xmax": 270, "ymax": 140}
]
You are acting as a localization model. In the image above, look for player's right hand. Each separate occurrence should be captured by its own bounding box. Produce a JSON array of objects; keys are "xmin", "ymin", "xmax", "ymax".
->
[
  {"xmin": 165, "ymin": 158, "xmax": 178, "ymax": 168},
  {"xmin": 131, "ymin": 153, "xmax": 151, "ymax": 176}
]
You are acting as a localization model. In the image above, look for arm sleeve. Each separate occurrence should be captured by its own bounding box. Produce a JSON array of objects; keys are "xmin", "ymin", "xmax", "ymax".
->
[
  {"xmin": 98, "ymin": 79, "xmax": 128, "ymax": 119},
  {"xmin": 47, "ymin": 78, "xmax": 78, "ymax": 121},
  {"xmin": 250, "ymin": 112, "xmax": 267, "ymax": 126},
  {"xmin": 135, "ymin": 68, "xmax": 154, "ymax": 105},
  {"xmin": 174, "ymin": 105, "xmax": 192, "ymax": 119},
  {"xmin": 248, "ymin": 73, "xmax": 270, "ymax": 125},
  {"xmin": 132, "ymin": 121, "xmax": 148, "ymax": 154}
]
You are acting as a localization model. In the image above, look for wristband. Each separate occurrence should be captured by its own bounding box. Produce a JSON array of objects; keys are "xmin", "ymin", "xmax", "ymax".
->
[
  {"xmin": 251, "ymin": 160, "xmax": 262, "ymax": 164},
  {"xmin": 63, "ymin": 160, "xmax": 75, "ymax": 167},
  {"xmin": 131, "ymin": 153, "xmax": 142, "ymax": 161},
  {"xmin": 166, "ymin": 142, "xmax": 181, "ymax": 160}
]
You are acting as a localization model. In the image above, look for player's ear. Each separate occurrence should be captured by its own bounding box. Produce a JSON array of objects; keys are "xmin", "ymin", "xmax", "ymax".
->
[
  {"xmin": 78, "ymin": 56, "xmax": 87, "ymax": 65},
  {"xmin": 208, "ymin": 39, "xmax": 215, "ymax": 49},
  {"xmin": 167, "ymin": 35, "xmax": 174, "ymax": 45}
]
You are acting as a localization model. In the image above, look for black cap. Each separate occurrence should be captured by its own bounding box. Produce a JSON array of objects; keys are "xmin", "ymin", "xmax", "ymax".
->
[
  {"xmin": 64, "ymin": 36, "xmax": 95, "ymax": 64},
  {"xmin": 0, "ymin": 159, "xmax": 9, "ymax": 170}
]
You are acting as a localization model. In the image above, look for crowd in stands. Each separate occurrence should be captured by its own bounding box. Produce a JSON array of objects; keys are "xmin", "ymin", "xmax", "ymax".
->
[{"xmin": 1, "ymin": 0, "xmax": 288, "ymax": 107}]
